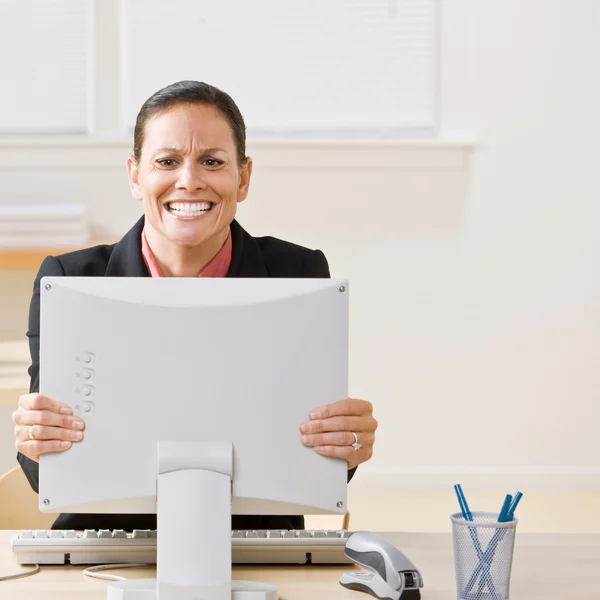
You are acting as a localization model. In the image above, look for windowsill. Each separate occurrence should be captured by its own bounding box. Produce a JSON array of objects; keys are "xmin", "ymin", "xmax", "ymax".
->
[
  {"xmin": 0, "ymin": 134, "xmax": 476, "ymax": 169},
  {"xmin": 0, "ymin": 133, "xmax": 475, "ymax": 148}
]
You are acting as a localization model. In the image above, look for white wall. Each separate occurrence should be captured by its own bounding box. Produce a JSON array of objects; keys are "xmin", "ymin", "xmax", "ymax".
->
[
  {"xmin": 1, "ymin": 0, "xmax": 599, "ymax": 492},
  {"xmin": 242, "ymin": 0, "xmax": 600, "ymax": 491},
  {"xmin": 428, "ymin": 0, "xmax": 600, "ymax": 489}
]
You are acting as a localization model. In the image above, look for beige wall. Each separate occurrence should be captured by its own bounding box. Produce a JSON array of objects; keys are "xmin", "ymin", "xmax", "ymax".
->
[{"xmin": 2, "ymin": 0, "xmax": 600, "ymax": 509}]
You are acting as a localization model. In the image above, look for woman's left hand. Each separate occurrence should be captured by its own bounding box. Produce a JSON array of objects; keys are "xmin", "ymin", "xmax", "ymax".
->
[{"xmin": 300, "ymin": 398, "xmax": 377, "ymax": 470}]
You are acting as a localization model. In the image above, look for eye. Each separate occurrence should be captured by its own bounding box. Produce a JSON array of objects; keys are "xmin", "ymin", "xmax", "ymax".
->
[
  {"xmin": 202, "ymin": 158, "xmax": 224, "ymax": 168},
  {"xmin": 156, "ymin": 158, "xmax": 177, "ymax": 168}
]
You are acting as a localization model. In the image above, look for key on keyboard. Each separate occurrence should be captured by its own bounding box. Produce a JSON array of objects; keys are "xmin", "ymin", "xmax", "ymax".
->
[{"xmin": 11, "ymin": 529, "xmax": 354, "ymax": 565}]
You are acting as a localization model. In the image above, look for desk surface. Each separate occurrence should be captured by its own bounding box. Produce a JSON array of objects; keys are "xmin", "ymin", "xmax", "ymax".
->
[
  {"xmin": 1, "ymin": 530, "xmax": 599, "ymax": 599},
  {"xmin": 0, "ymin": 239, "xmax": 114, "ymax": 270}
]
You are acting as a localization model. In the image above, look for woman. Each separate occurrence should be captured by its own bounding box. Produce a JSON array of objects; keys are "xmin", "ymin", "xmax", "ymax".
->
[{"xmin": 12, "ymin": 81, "xmax": 378, "ymax": 531}]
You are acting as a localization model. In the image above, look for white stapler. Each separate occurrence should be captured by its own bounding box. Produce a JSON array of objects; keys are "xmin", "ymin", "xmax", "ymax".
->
[{"xmin": 339, "ymin": 531, "xmax": 424, "ymax": 600}]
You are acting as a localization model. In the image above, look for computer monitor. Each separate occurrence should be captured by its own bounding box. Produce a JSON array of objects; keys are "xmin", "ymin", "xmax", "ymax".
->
[{"xmin": 38, "ymin": 277, "xmax": 349, "ymax": 600}]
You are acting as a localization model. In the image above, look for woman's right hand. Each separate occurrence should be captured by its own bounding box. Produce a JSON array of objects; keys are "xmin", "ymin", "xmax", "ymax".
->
[{"xmin": 13, "ymin": 393, "xmax": 85, "ymax": 463}]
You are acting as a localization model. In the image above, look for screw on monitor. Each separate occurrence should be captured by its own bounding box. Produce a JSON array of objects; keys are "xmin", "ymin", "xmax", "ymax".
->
[
  {"xmin": 339, "ymin": 286, "xmax": 345, "ymax": 293},
  {"xmin": 337, "ymin": 501, "xmax": 344, "ymax": 508},
  {"xmin": 43, "ymin": 499, "xmax": 50, "ymax": 506},
  {"xmin": 45, "ymin": 284, "xmax": 51, "ymax": 291}
]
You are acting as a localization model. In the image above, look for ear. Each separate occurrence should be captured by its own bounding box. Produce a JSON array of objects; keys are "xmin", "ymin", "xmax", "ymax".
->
[
  {"xmin": 126, "ymin": 155, "xmax": 143, "ymax": 201},
  {"xmin": 236, "ymin": 157, "xmax": 253, "ymax": 204}
]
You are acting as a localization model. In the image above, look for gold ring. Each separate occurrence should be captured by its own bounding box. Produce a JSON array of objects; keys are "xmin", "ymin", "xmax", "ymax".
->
[{"xmin": 28, "ymin": 426, "xmax": 35, "ymax": 441}]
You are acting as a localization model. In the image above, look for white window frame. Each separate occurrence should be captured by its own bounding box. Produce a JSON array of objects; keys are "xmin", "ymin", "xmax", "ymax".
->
[
  {"xmin": 93, "ymin": 0, "xmax": 444, "ymax": 139},
  {"xmin": 0, "ymin": 0, "xmax": 474, "ymax": 170},
  {"xmin": 119, "ymin": 0, "xmax": 441, "ymax": 138}
]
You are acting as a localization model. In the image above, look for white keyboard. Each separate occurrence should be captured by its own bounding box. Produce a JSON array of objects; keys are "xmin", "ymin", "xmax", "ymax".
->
[{"xmin": 12, "ymin": 529, "xmax": 353, "ymax": 565}]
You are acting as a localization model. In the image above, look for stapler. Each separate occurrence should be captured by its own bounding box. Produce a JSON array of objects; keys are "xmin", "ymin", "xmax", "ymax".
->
[{"xmin": 339, "ymin": 531, "xmax": 424, "ymax": 600}]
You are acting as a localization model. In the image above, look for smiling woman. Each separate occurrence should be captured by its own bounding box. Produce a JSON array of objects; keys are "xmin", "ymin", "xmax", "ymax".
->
[
  {"xmin": 126, "ymin": 85, "xmax": 252, "ymax": 277},
  {"xmin": 12, "ymin": 80, "xmax": 378, "ymax": 533}
]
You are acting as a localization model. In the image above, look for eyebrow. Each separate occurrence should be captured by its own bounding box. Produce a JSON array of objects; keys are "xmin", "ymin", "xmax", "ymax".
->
[{"xmin": 153, "ymin": 147, "xmax": 227, "ymax": 156}]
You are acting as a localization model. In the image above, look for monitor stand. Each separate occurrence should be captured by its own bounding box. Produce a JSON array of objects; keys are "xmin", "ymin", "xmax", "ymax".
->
[{"xmin": 106, "ymin": 441, "xmax": 277, "ymax": 600}]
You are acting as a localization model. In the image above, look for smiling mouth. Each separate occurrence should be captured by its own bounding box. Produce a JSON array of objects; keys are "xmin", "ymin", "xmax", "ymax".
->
[{"xmin": 166, "ymin": 201, "xmax": 214, "ymax": 217}]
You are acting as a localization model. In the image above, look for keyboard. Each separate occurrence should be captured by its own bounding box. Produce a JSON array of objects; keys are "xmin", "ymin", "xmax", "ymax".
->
[{"xmin": 11, "ymin": 529, "xmax": 353, "ymax": 565}]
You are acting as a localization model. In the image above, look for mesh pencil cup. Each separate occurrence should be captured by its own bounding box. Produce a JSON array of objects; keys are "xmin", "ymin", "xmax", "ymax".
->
[{"xmin": 450, "ymin": 511, "xmax": 518, "ymax": 600}]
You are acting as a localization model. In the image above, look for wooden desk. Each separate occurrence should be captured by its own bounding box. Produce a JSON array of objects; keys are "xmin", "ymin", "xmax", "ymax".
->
[
  {"xmin": 0, "ymin": 240, "xmax": 114, "ymax": 271},
  {"xmin": 1, "ymin": 530, "xmax": 599, "ymax": 599}
]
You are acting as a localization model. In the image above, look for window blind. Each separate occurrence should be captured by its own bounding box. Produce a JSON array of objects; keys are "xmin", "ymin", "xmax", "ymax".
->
[
  {"xmin": 0, "ymin": 0, "xmax": 91, "ymax": 134},
  {"xmin": 123, "ymin": 0, "xmax": 436, "ymax": 136}
]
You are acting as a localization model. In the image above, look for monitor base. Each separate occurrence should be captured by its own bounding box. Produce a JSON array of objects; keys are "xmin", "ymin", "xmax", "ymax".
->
[
  {"xmin": 107, "ymin": 578, "xmax": 278, "ymax": 600},
  {"xmin": 108, "ymin": 442, "xmax": 277, "ymax": 600}
]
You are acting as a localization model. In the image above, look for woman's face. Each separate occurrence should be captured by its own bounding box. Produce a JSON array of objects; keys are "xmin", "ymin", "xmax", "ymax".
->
[{"xmin": 127, "ymin": 103, "xmax": 252, "ymax": 249}]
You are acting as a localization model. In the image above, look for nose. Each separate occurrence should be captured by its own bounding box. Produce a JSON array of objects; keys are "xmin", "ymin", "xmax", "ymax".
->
[{"xmin": 175, "ymin": 163, "xmax": 207, "ymax": 191}]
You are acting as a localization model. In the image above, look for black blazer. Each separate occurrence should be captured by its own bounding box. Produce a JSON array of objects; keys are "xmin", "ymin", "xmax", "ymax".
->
[{"xmin": 18, "ymin": 216, "xmax": 355, "ymax": 531}]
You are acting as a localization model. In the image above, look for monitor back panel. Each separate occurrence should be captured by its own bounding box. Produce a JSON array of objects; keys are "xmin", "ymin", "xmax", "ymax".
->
[{"xmin": 39, "ymin": 277, "xmax": 349, "ymax": 516}]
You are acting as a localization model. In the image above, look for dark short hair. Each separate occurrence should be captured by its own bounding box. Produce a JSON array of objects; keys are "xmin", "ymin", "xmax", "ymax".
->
[{"xmin": 133, "ymin": 80, "xmax": 247, "ymax": 165}]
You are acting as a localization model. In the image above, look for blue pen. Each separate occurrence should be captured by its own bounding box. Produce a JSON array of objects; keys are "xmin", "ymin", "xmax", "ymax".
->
[
  {"xmin": 466, "ymin": 494, "xmax": 512, "ymax": 596},
  {"xmin": 508, "ymin": 491, "xmax": 523, "ymax": 520},
  {"xmin": 454, "ymin": 484, "xmax": 497, "ymax": 597},
  {"xmin": 469, "ymin": 492, "xmax": 524, "ymax": 597},
  {"xmin": 498, "ymin": 493, "xmax": 513, "ymax": 522},
  {"xmin": 454, "ymin": 483, "xmax": 473, "ymax": 520}
]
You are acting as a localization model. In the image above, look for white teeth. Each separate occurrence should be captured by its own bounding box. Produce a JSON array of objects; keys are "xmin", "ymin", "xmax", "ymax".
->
[{"xmin": 167, "ymin": 201, "xmax": 212, "ymax": 216}]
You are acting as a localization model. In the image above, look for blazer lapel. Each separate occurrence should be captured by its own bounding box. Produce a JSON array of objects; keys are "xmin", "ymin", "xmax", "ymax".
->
[
  {"xmin": 105, "ymin": 215, "xmax": 150, "ymax": 277},
  {"xmin": 228, "ymin": 219, "xmax": 268, "ymax": 277}
]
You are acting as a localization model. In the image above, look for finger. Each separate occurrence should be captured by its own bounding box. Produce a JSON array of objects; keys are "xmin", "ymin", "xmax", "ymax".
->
[
  {"xmin": 313, "ymin": 445, "xmax": 353, "ymax": 462},
  {"xmin": 15, "ymin": 439, "xmax": 72, "ymax": 459},
  {"xmin": 309, "ymin": 398, "xmax": 372, "ymax": 420},
  {"xmin": 315, "ymin": 444, "xmax": 373, "ymax": 469},
  {"xmin": 302, "ymin": 431, "xmax": 354, "ymax": 447},
  {"xmin": 18, "ymin": 393, "xmax": 72, "ymax": 415},
  {"xmin": 16, "ymin": 410, "xmax": 85, "ymax": 430},
  {"xmin": 301, "ymin": 415, "xmax": 377, "ymax": 435},
  {"xmin": 23, "ymin": 425, "xmax": 84, "ymax": 442},
  {"xmin": 302, "ymin": 431, "xmax": 375, "ymax": 448}
]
